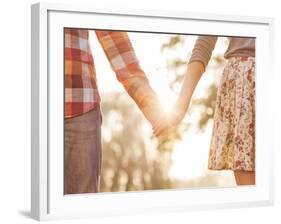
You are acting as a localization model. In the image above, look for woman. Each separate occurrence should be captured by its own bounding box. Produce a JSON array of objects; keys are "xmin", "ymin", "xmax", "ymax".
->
[{"xmin": 155, "ymin": 36, "xmax": 255, "ymax": 185}]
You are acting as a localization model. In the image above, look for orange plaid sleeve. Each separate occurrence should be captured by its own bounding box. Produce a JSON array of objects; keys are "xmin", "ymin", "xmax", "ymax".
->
[{"xmin": 96, "ymin": 31, "xmax": 166, "ymax": 128}]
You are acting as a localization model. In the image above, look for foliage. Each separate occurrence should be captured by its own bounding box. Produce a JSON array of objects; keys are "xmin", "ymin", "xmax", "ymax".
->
[
  {"xmin": 100, "ymin": 93, "xmax": 174, "ymax": 192},
  {"xmin": 161, "ymin": 35, "xmax": 226, "ymax": 131},
  {"xmin": 99, "ymin": 35, "xmax": 229, "ymax": 192}
]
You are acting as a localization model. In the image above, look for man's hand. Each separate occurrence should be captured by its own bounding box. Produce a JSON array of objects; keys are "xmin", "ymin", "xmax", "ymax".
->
[
  {"xmin": 153, "ymin": 117, "xmax": 172, "ymax": 138},
  {"xmin": 153, "ymin": 103, "xmax": 186, "ymax": 138},
  {"xmin": 152, "ymin": 115, "xmax": 179, "ymax": 138}
]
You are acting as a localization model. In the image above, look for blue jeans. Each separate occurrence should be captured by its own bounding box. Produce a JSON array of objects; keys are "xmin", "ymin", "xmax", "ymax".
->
[{"xmin": 64, "ymin": 106, "xmax": 102, "ymax": 194}]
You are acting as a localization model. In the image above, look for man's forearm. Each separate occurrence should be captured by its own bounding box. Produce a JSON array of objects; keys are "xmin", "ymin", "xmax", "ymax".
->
[
  {"xmin": 121, "ymin": 77, "xmax": 165, "ymax": 128},
  {"xmin": 96, "ymin": 31, "xmax": 165, "ymax": 128}
]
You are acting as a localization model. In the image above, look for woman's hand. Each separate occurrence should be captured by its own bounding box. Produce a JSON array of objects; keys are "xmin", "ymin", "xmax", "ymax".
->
[
  {"xmin": 154, "ymin": 61, "xmax": 205, "ymax": 138},
  {"xmin": 152, "ymin": 115, "xmax": 172, "ymax": 138},
  {"xmin": 170, "ymin": 99, "xmax": 187, "ymax": 126},
  {"xmin": 153, "ymin": 102, "xmax": 186, "ymax": 138}
]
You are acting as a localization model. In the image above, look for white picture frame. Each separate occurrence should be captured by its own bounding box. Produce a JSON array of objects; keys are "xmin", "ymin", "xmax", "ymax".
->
[{"xmin": 31, "ymin": 2, "xmax": 274, "ymax": 221}]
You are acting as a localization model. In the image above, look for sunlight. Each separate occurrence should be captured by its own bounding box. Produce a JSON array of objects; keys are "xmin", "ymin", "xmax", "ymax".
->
[
  {"xmin": 88, "ymin": 30, "xmax": 233, "ymax": 188},
  {"xmin": 169, "ymin": 124, "xmax": 212, "ymax": 179}
]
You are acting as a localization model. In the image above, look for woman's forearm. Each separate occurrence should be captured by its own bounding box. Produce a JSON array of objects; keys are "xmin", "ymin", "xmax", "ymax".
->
[
  {"xmin": 154, "ymin": 61, "xmax": 205, "ymax": 136},
  {"xmin": 176, "ymin": 61, "xmax": 205, "ymax": 115}
]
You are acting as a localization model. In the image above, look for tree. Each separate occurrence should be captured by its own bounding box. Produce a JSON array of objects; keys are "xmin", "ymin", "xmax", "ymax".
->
[
  {"xmin": 100, "ymin": 93, "xmax": 174, "ymax": 192},
  {"xmin": 161, "ymin": 35, "xmax": 227, "ymax": 132},
  {"xmin": 99, "ymin": 35, "xmax": 231, "ymax": 192}
]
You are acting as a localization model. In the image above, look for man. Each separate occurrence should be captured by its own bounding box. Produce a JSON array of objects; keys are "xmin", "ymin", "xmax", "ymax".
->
[{"xmin": 64, "ymin": 29, "xmax": 167, "ymax": 194}]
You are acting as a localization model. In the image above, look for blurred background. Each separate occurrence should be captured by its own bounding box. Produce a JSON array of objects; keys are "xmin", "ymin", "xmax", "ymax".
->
[{"xmin": 89, "ymin": 31, "xmax": 236, "ymax": 193}]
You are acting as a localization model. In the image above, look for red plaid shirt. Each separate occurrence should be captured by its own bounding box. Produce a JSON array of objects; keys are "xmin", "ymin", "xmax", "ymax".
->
[{"xmin": 64, "ymin": 29, "xmax": 164, "ymax": 128}]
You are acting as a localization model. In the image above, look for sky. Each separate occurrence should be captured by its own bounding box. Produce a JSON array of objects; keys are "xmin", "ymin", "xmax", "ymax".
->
[{"xmin": 89, "ymin": 30, "xmax": 235, "ymax": 185}]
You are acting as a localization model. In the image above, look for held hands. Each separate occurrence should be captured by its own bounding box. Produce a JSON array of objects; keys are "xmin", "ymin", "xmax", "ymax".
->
[
  {"xmin": 153, "ymin": 100, "xmax": 187, "ymax": 138},
  {"xmin": 152, "ymin": 61, "xmax": 203, "ymax": 138}
]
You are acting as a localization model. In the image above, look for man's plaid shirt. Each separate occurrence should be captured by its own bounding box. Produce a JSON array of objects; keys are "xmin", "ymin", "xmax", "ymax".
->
[{"xmin": 64, "ymin": 28, "xmax": 164, "ymax": 128}]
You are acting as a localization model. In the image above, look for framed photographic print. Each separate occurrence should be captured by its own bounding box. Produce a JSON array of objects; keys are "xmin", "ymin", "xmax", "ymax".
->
[{"xmin": 31, "ymin": 2, "xmax": 274, "ymax": 221}]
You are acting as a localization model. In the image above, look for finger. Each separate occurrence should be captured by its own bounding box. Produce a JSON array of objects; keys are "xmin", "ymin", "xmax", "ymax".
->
[
  {"xmin": 158, "ymin": 129, "xmax": 174, "ymax": 140},
  {"xmin": 153, "ymin": 117, "xmax": 169, "ymax": 131},
  {"xmin": 156, "ymin": 130, "xmax": 169, "ymax": 139},
  {"xmin": 153, "ymin": 123, "xmax": 168, "ymax": 136},
  {"xmin": 155, "ymin": 124, "xmax": 173, "ymax": 138},
  {"xmin": 154, "ymin": 124, "xmax": 170, "ymax": 137},
  {"xmin": 159, "ymin": 125, "xmax": 177, "ymax": 138},
  {"xmin": 154, "ymin": 128, "xmax": 165, "ymax": 137}
]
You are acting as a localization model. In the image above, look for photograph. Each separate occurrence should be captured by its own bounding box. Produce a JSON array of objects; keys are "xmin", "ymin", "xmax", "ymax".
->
[
  {"xmin": 31, "ymin": 2, "xmax": 275, "ymax": 220},
  {"xmin": 0, "ymin": 0, "xmax": 278, "ymax": 223},
  {"xmin": 63, "ymin": 28, "xmax": 256, "ymax": 195}
]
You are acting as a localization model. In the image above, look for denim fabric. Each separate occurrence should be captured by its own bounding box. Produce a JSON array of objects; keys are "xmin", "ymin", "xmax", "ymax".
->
[{"xmin": 64, "ymin": 106, "xmax": 102, "ymax": 194}]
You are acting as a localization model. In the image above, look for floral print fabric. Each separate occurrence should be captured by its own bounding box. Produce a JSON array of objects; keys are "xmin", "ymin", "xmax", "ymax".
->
[{"xmin": 208, "ymin": 57, "xmax": 255, "ymax": 171}]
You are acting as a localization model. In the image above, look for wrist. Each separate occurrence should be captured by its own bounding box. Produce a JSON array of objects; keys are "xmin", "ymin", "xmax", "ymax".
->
[
  {"xmin": 175, "ymin": 99, "xmax": 188, "ymax": 116},
  {"xmin": 142, "ymin": 106, "xmax": 166, "ymax": 129},
  {"xmin": 171, "ymin": 110, "xmax": 184, "ymax": 124}
]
